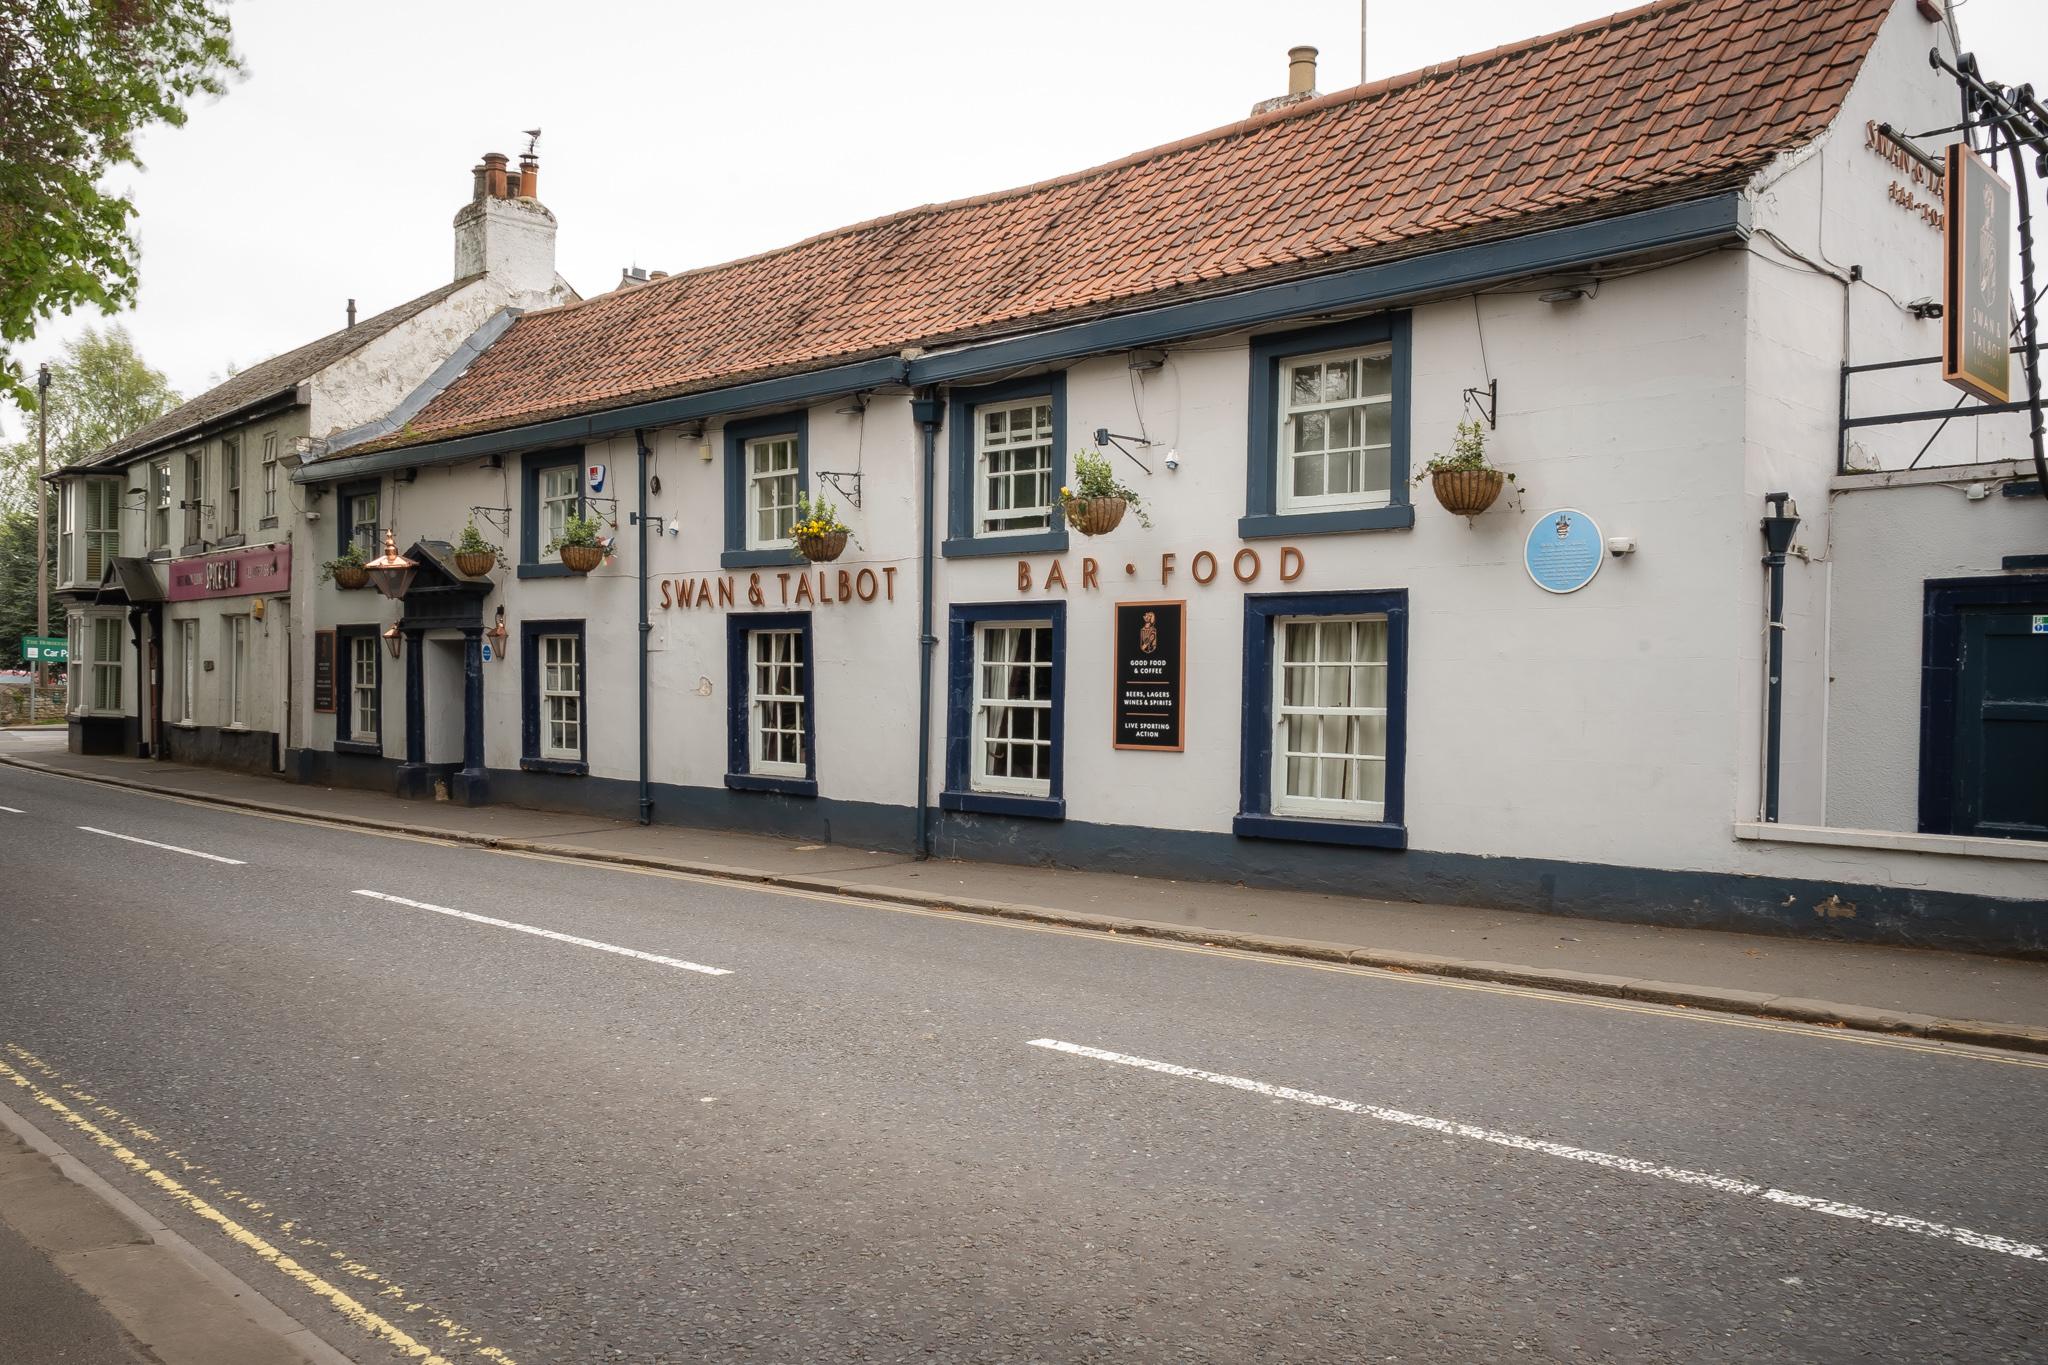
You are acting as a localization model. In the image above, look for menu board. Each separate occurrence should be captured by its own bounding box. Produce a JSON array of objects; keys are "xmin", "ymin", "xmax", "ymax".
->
[
  {"xmin": 1112, "ymin": 600, "xmax": 1185, "ymax": 752},
  {"xmin": 312, "ymin": 630, "xmax": 336, "ymax": 714}
]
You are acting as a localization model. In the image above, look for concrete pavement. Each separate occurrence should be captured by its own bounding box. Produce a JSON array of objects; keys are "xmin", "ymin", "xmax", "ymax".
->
[
  {"xmin": 3, "ymin": 731, "xmax": 2045, "ymax": 1050},
  {"xmin": 0, "ymin": 758, "xmax": 2044, "ymax": 1361}
]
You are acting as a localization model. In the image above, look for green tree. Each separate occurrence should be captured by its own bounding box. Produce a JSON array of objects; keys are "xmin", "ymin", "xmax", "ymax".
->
[
  {"xmin": 0, "ymin": 325, "xmax": 179, "ymax": 664},
  {"xmin": 0, "ymin": 0, "xmax": 238, "ymax": 406}
]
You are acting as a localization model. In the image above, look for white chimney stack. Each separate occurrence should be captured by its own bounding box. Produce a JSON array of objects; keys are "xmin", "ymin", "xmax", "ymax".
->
[{"xmin": 452, "ymin": 146, "xmax": 559, "ymax": 305}]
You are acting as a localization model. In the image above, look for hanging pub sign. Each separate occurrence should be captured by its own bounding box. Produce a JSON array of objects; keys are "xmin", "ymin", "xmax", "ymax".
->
[
  {"xmin": 1112, "ymin": 600, "xmax": 1186, "ymax": 752},
  {"xmin": 1942, "ymin": 143, "xmax": 2012, "ymax": 403},
  {"xmin": 312, "ymin": 629, "xmax": 336, "ymax": 714}
]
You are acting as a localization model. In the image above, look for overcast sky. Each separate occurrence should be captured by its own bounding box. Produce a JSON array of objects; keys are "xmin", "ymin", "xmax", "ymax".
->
[{"xmin": 9, "ymin": 0, "xmax": 2046, "ymax": 441}]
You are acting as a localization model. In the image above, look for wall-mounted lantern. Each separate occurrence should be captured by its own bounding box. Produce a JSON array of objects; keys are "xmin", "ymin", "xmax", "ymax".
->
[
  {"xmin": 365, "ymin": 529, "xmax": 419, "ymax": 600},
  {"xmin": 382, "ymin": 623, "xmax": 403, "ymax": 659},
  {"xmin": 486, "ymin": 606, "xmax": 510, "ymax": 662},
  {"xmin": 250, "ymin": 597, "xmax": 266, "ymax": 622}
]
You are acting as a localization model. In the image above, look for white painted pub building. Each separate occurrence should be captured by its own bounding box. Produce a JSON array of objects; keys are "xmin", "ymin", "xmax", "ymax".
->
[{"xmin": 56, "ymin": 0, "xmax": 2048, "ymax": 954}]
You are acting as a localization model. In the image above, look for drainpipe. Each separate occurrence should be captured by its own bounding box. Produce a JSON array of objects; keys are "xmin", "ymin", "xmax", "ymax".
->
[
  {"xmin": 911, "ymin": 390, "xmax": 943, "ymax": 860},
  {"xmin": 1759, "ymin": 492, "xmax": 1801, "ymax": 824},
  {"xmin": 635, "ymin": 429, "xmax": 653, "ymax": 826}
]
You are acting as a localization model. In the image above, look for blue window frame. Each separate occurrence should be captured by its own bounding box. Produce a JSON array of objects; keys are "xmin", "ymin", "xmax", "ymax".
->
[
  {"xmin": 944, "ymin": 372, "xmax": 1068, "ymax": 559},
  {"xmin": 519, "ymin": 448, "xmax": 585, "ymax": 579},
  {"xmin": 725, "ymin": 611, "xmax": 818, "ymax": 797},
  {"xmin": 333, "ymin": 623, "xmax": 382, "ymax": 756},
  {"xmin": 942, "ymin": 601, "xmax": 1066, "ymax": 820},
  {"xmin": 722, "ymin": 410, "xmax": 809, "ymax": 570},
  {"xmin": 1241, "ymin": 313, "xmax": 1413, "ymax": 539},
  {"xmin": 1236, "ymin": 589, "xmax": 1408, "ymax": 849},
  {"xmin": 520, "ymin": 618, "xmax": 588, "ymax": 774}
]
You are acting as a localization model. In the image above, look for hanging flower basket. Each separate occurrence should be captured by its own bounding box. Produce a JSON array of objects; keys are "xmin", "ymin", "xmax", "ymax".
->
[
  {"xmin": 796, "ymin": 530, "xmax": 848, "ymax": 563},
  {"xmin": 1063, "ymin": 496, "xmax": 1129, "ymax": 537},
  {"xmin": 558, "ymin": 543, "xmax": 604, "ymax": 574},
  {"xmin": 331, "ymin": 564, "xmax": 370, "ymax": 591},
  {"xmin": 1429, "ymin": 468, "xmax": 1505, "ymax": 517},
  {"xmin": 454, "ymin": 550, "xmax": 497, "ymax": 578}
]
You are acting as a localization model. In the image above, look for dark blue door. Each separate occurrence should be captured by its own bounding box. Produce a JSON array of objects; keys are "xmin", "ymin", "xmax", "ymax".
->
[{"xmin": 1950, "ymin": 605, "xmax": 2048, "ymax": 840}]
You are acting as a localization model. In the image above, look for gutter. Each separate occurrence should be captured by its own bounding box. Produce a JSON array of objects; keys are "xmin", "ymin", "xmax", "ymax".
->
[{"xmin": 293, "ymin": 193, "xmax": 1750, "ymax": 482}]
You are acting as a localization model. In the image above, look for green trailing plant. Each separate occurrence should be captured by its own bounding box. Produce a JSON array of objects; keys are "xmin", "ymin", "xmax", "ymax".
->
[
  {"xmin": 1061, "ymin": 449, "xmax": 1151, "ymax": 528},
  {"xmin": 546, "ymin": 512, "xmax": 605, "ymax": 555},
  {"xmin": 1413, "ymin": 419, "xmax": 1516, "ymax": 484},
  {"xmin": 318, "ymin": 543, "xmax": 366, "ymax": 582},
  {"xmin": 454, "ymin": 519, "xmax": 504, "ymax": 565}
]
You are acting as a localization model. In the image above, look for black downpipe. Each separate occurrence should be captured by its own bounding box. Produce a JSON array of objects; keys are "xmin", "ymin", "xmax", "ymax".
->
[
  {"xmin": 1760, "ymin": 492, "xmax": 1801, "ymax": 824},
  {"xmin": 635, "ymin": 429, "xmax": 653, "ymax": 825},
  {"xmin": 911, "ymin": 391, "xmax": 943, "ymax": 860}
]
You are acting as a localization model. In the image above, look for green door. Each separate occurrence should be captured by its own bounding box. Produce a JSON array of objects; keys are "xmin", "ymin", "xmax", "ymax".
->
[{"xmin": 1952, "ymin": 606, "xmax": 2048, "ymax": 841}]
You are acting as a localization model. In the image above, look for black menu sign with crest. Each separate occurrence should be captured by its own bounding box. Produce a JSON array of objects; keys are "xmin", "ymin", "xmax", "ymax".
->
[{"xmin": 1112, "ymin": 600, "xmax": 1186, "ymax": 752}]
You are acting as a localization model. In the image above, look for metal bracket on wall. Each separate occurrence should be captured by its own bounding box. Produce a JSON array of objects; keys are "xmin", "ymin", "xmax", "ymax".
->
[
  {"xmin": 1462, "ymin": 378, "xmax": 1498, "ymax": 430},
  {"xmin": 1091, "ymin": 428, "xmax": 1154, "ymax": 476},
  {"xmin": 585, "ymin": 496, "xmax": 621, "ymax": 529},
  {"xmin": 468, "ymin": 506, "xmax": 512, "ymax": 536},
  {"xmin": 816, "ymin": 471, "xmax": 863, "ymax": 508}
]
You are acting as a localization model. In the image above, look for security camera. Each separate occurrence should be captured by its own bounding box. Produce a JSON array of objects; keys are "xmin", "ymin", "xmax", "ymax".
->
[
  {"xmin": 1163, "ymin": 448, "xmax": 1181, "ymax": 472},
  {"xmin": 1606, "ymin": 535, "xmax": 1637, "ymax": 557}
]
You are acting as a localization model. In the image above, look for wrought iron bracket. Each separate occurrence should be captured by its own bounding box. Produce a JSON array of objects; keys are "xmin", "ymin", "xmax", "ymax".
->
[
  {"xmin": 1091, "ymin": 428, "xmax": 1154, "ymax": 476},
  {"xmin": 468, "ymin": 505, "xmax": 512, "ymax": 536},
  {"xmin": 1462, "ymin": 378, "xmax": 1499, "ymax": 430},
  {"xmin": 816, "ymin": 470, "xmax": 864, "ymax": 508}
]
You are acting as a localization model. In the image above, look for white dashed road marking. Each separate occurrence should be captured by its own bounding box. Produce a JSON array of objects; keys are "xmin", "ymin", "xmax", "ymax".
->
[
  {"xmin": 351, "ymin": 889, "xmax": 732, "ymax": 976},
  {"xmin": 0, "ymin": 805, "xmax": 23, "ymax": 813},
  {"xmin": 1026, "ymin": 1038, "xmax": 2047, "ymax": 1264},
  {"xmin": 79, "ymin": 826, "xmax": 246, "ymax": 864}
]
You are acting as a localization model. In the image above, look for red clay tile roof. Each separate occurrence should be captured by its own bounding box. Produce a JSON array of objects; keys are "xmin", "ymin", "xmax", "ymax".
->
[{"xmin": 384, "ymin": 0, "xmax": 1891, "ymax": 449}]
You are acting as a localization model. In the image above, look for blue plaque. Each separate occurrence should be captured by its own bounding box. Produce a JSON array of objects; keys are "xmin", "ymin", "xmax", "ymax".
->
[{"xmin": 1524, "ymin": 508, "xmax": 1603, "ymax": 594}]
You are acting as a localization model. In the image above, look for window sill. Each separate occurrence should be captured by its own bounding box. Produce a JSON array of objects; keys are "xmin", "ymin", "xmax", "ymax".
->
[
  {"xmin": 179, "ymin": 544, "xmax": 205, "ymax": 558},
  {"xmin": 515, "ymin": 562, "xmax": 579, "ymax": 580},
  {"xmin": 215, "ymin": 533, "xmax": 246, "ymax": 549},
  {"xmin": 520, "ymin": 756, "xmax": 589, "ymax": 776},
  {"xmin": 1233, "ymin": 812, "xmax": 1407, "ymax": 849},
  {"xmin": 720, "ymin": 548, "xmax": 800, "ymax": 571},
  {"xmin": 1238, "ymin": 505, "xmax": 1415, "ymax": 539},
  {"xmin": 258, "ymin": 517, "xmax": 279, "ymax": 531},
  {"xmin": 725, "ymin": 772, "xmax": 818, "ymax": 798},
  {"xmin": 333, "ymin": 739, "xmax": 382, "ymax": 758},
  {"xmin": 940, "ymin": 789, "xmax": 1065, "ymax": 821},
  {"xmin": 942, "ymin": 530, "xmax": 1068, "ymax": 559},
  {"xmin": 1733, "ymin": 821, "xmax": 2048, "ymax": 863}
]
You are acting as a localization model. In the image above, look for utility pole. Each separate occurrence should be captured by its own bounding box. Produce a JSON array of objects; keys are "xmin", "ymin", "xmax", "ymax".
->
[
  {"xmin": 34, "ymin": 362, "xmax": 51, "ymax": 715},
  {"xmin": 1360, "ymin": 0, "xmax": 1368, "ymax": 84}
]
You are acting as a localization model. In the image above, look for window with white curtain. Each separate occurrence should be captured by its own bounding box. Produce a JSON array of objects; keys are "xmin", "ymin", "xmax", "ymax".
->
[
  {"xmin": 80, "ymin": 477, "xmax": 121, "ymax": 583},
  {"xmin": 540, "ymin": 634, "xmax": 581, "ymax": 759},
  {"xmin": 747, "ymin": 628, "xmax": 806, "ymax": 777},
  {"xmin": 972, "ymin": 622, "xmax": 1055, "ymax": 797},
  {"xmin": 151, "ymin": 461, "xmax": 171, "ymax": 551},
  {"xmin": 1271, "ymin": 615, "xmax": 1389, "ymax": 819}
]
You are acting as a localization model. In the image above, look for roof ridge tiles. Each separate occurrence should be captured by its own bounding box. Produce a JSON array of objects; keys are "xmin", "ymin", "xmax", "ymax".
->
[{"xmin": 523, "ymin": 0, "xmax": 1723, "ymax": 328}]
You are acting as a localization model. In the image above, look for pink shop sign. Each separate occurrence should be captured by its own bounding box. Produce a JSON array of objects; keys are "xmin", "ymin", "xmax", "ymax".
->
[{"xmin": 166, "ymin": 543, "xmax": 292, "ymax": 601}]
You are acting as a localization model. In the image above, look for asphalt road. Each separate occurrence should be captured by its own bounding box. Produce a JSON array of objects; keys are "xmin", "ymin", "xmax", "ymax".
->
[{"xmin": 0, "ymin": 761, "xmax": 2042, "ymax": 1364}]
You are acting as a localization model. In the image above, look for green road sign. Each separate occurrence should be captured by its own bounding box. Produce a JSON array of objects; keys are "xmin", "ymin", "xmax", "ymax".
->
[{"xmin": 21, "ymin": 635, "xmax": 68, "ymax": 664}]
